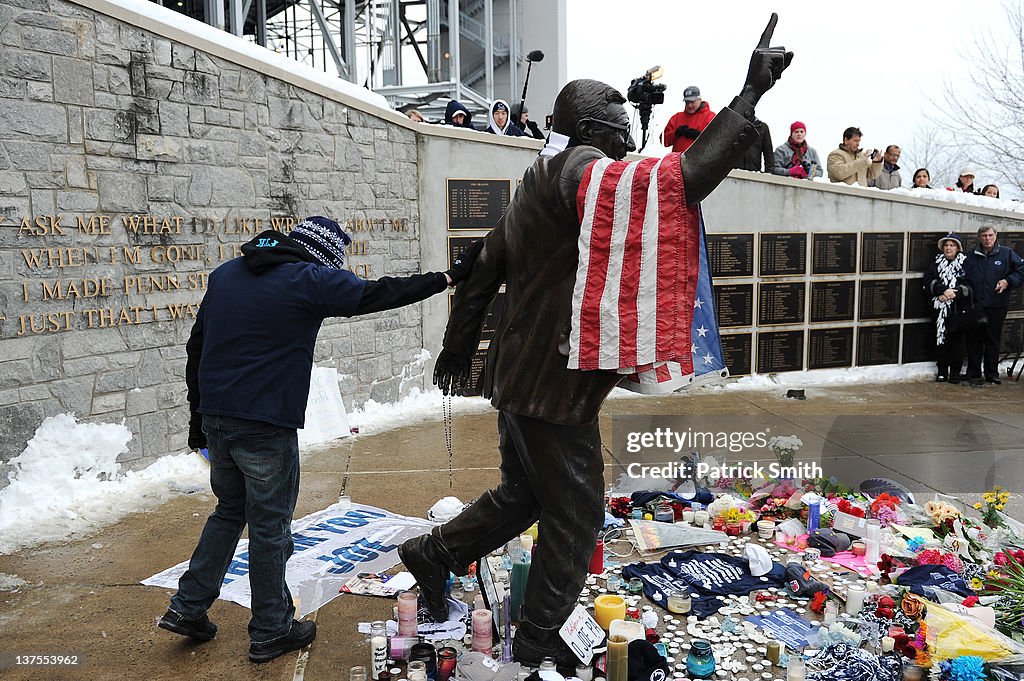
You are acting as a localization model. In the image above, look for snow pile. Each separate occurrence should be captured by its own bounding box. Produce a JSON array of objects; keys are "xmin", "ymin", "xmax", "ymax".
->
[
  {"xmin": 0, "ymin": 414, "xmax": 208, "ymax": 554},
  {"xmin": 348, "ymin": 387, "xmax": 491, "ymax": 436}
]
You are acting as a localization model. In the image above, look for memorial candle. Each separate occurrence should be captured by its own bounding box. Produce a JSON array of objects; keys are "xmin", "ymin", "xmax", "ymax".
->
[
  {"xmin": 472, "ymin": 609, "xmax": 493, "ymax": 654},
  {"xmin": 397, "ymin": 591, "xmax": 418, "ymax": 636},
  {"xmin": 607, "ymin": 635, "xmax": 628, "ymax": 681}
]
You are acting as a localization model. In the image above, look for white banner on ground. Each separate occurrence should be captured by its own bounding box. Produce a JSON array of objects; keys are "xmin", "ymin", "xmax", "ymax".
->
[
  {"xmin": 142, "ymin": 502, "xmax": 436, "ymax": 617},
  {"xmin": 297, "ymin": 366, "xmax": 351, "ymax": 448}
]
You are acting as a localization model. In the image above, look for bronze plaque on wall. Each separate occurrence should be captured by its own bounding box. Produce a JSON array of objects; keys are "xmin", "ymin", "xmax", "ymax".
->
[
  {"xmin": 720, "ymin": 333, "xmax": 752, "ymax": 376},
  {"xmin": 859, "ymin": 279, "xmax": 903, "ymax": 320},
  {"xmin": 1010, "ymin": 286, "xmax": 1024, "ymax": 312},
  {"xmin": 1000, "ymin": 231, "xmax": 1024, "ymax": 260},
  {"xmin": 463, "ymin": 346, "xmax": 489, "ymax": 397},
  {"xmin": 446, "ymin": 178, "xmax": 511, "ymax": 230},
  {"xmin": 904, "ymin": 279, "xmax": 931, "ymax": 319},
  {"xmin": 812, "ymin": 233, "xmax": 857, "ymax": 274},
  {"xmin": 448, "ymin": 235, "xmax": 484, "ymax": 267},
  {"xmin": 902, "ymin": 322, "xmax": 936, "ymax": 364},
  {"xmin": 714, "ymin": 283, "xmax": 754, "ymax": 328},
  {"xmin": 756, "ymin": 330, "xmax": 804, "ymax": 373},
  {"xmin": 857, "ymin": 325, "xmax": 900, "ymax": 366},
  {"xmin": 861, "ymin": 232, "xmax": 905, "ymax": 273},
  {"xmin": 707, "ymin": 233, "xmax": 754, "ymax": 277},
  {"xmin": 907, "ymin": 232, "xmax": 945, "ymax": 272},
  {"xmin": 808, "ymin": 327, "xmax": 854, "ymax": 369},
  {"xmin": 1002, "ymin": 317, "xmax": 1024, "ymax": 354},
  {"xmin": 759, "ymin": 233, "xmax": 807, "ymax": 276},
  {"xmin": 810, "ymin": 280, "xmax": 855, "ymax": 323},
  {"xmin": 758, "ymin": 282, "xmax": 805, "ymax": 326}
]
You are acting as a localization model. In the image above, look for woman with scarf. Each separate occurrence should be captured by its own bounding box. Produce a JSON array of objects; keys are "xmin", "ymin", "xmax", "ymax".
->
[
  {"xmin": 923, "ymin": 234, "xmax": 975, "ymax": 383},
  {"xmin": 772, "ymin": 121, "xmax": 822, "ymax": 179}
]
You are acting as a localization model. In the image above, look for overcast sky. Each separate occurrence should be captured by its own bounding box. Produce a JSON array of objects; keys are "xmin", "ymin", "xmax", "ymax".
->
[{"xmin": 564, "ymin": 1, "xmax": 1005, "ymax": 185}]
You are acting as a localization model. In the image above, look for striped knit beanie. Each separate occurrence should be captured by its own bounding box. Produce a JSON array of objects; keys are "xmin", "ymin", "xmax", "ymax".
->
[{"xmin": 290, "ymin": 216, "xmax": 351, "ymax": 269}]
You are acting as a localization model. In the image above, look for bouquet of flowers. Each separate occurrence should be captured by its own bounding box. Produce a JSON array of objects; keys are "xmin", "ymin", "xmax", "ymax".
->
[
  {"xmin": 767, "ymin": 435, "xmax": 803, "ymax": 468},
  {"xmin": 981, "ymin": 548, "xmax": 1024, "ymax": 638},
  {"xmin": 973, "ymin": 486, "xmax": 1011, "ymax": 529}
]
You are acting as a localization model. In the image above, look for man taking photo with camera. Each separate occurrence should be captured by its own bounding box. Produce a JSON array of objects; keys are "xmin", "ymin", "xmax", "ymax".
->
[{"xmin": 827, "ymin": 125, "xmax": 884, "ymax": 186}]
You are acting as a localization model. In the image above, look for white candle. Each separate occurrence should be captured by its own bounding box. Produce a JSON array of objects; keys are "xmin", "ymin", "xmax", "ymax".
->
[
  {"xmin": 881, "ymin": 636, "xmax": 895, "ymax": 653},
  {"xmin": 845, "ymin": 585, "xmax": 866, "ymax": 615}
]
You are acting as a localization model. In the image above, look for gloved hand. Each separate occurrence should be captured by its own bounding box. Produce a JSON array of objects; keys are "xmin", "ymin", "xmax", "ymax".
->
[
  {"xmin": 433, "ymin": 349, "xmax": 473, "ymax": 396},
  {"xmin": 188, "ymin": 414, "xmax": 207, "ymax": 450},
  {"xmin": 445, "ymin": 239, "xmax": 484, "ymax": 286},
  {"xmin": 788, "ymin": 164, "xmax": 808, "ymax": 179},
  {"xmin": 676, "ymin": 125, "xmax": 700, "ymax": 139},
  {"xmin": 739, "ymin": 13, "xmax": 794, "ymax": 106}
]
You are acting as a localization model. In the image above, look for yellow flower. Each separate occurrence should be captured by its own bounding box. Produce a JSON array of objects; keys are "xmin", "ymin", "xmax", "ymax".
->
[
  {"xmin": 996, "ymin": 504, "xmax": 1005, "ymax": 511},
  {"xmin": 999, "ymin": 493, "xmax": 1011, "ymax": 503},
  {"xmin": 983, "ymin": 493, "xmax": 996, "ymax": 503},
  {"xmin": 971, "ymin": 577, "xmax": 984, "ymax": 590},
  {"xmin": 974, "ymin": 502, "xmax": 984, "ymax": 510},
  {"xmin": 989, "ymin": 570, "xmax": 1002, "ymax": 579}
]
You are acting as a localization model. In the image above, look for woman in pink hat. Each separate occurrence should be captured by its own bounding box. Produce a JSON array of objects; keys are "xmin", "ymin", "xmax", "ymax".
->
[{"xmin": 772, "ymin": 121, "xmax": 822, "ymax": 179}]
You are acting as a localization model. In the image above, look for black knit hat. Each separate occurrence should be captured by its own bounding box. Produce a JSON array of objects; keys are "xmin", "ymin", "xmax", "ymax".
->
[{"xmin": 290, "ymin": 216, "xmax": 352, "ymax": 269}]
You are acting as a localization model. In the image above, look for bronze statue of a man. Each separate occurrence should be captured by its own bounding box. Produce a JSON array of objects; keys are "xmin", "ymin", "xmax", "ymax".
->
[{"xmin": 401, "ymin": 15, "xmax": 793, "ymax": 668}]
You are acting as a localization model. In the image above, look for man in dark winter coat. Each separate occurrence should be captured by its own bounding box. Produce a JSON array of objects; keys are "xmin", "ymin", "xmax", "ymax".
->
[
  {"xmin": 158, "ymin": 217, "xmax": 481, "ymax": 663},
  {"xmin": 399, "ymin": 14, "xmax": 792, "ymax": 670},
  {"xmin": 444, "ymin": 99, "xmax": 475, "ymax": 129},
  {"xmin": 511, "ymin": 103, "xmax": 546, "ymax": 140},
  {"xmin": 964, "ymin": 226, "xmax": 1024, "ymax": 386}
]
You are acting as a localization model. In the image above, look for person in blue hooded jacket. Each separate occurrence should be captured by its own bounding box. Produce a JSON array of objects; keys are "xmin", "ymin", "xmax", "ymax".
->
[
  {"xmin": 444, "ymin": 99, "xmax": 475, "ymax": 129},
  {"xmin": 157, "ymin": 217, "xmax": 481, "ymax": 663}
]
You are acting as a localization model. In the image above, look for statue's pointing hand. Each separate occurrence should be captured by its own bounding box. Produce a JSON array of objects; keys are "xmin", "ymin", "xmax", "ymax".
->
[{"xmin": 740, "ymin": 13, "xmax": 794, "ymax": 106}]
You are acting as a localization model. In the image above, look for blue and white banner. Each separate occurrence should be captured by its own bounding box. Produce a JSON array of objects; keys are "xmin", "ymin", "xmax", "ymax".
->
[{"xmin": 143, "ymin": 502, "xmax": 436, "ymax": 617}]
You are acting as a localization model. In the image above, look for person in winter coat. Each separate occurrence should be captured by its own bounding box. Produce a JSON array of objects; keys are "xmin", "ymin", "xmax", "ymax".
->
[
  {"xmin": 444, "ymin": 100, "xmax": 475, "ymax": 129},
  {"xmin": 661, "ymin": 85, "xmax": 716, "ymax": 153},
  {"xmin": 951, "ymin": 168, "xmax": 977, "ymax": 193},
  {"xmin": 159, "ymin": 217, "xmax": 482, "ymax": 663},
  {"xmin": 485, "ymin": 99, "xmax": 525, "ymax": 137},
  {"xmin": 827, "ymin": 126, "xmax": 884, "ymax": 186},
  {"xmin": 772, "ymin": 121, "xmax": 822, "ymax": 179},
  {"xmin": 964, "ymin": 226, "xmax": 1024, "ymax": 385},
  {"xmin": 735, "ymin": 119, "xmax": 775, "ymax": 172},
  {"xmin": 869, "ymin": 145, "xmax": 902, "ymax": 190},
  {"xmin": 510, "ymin": 103, "xmax": 546, "ymax": 140},
  {"xmin": 923, "ymin": 234, "xmax": 974, "ymax": 383}
]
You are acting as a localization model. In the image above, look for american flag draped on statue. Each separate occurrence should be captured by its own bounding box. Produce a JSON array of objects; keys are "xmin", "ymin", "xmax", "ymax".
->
[{"xmin": 568, "ymin": 153, "xmax": 727, "ymax": 394}]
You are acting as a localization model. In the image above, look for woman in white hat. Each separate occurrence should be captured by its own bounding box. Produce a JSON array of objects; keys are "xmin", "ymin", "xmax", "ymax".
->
[{"xmin": 923, "ymin": 234, "xmax": 974, "ymax": 382}]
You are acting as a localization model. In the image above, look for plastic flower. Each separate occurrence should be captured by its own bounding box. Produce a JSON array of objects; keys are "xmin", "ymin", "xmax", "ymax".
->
[
  {"xmin": 906, "ymin": 537, "xmax": 926, "ymax": 552},
  {"xmin": 810, "ymin": 590, "xmax": 828, "ymax": 613},
  {"xmin": 949, "ymin": 655, "xmax": 986, "ymax": 681}
]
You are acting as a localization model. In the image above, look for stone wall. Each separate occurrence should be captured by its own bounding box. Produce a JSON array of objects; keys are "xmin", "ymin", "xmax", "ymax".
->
[{"xmin": 0, "ymin": 0, "xmax": 425, "ymax": 470}]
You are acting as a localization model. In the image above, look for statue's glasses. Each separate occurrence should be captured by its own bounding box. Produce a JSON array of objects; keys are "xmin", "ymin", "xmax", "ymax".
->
[{"xmin": 582, "ymin": 117, "xmax": 632, "ymax": 144}]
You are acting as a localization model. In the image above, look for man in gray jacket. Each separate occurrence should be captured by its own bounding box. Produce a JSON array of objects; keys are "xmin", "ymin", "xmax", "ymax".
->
[{"xmin": 870, "ymin": 145, "xmax": 902, "ymax": 190}]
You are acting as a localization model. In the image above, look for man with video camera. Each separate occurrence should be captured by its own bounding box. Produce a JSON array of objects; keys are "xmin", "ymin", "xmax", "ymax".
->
[
  {"xmin": 827, "ymin": 126, "xmax": 884, "ymax": 186},
  {"xmin": 399, "ymin": 14, "xmax": 794, "ymax": 671}
]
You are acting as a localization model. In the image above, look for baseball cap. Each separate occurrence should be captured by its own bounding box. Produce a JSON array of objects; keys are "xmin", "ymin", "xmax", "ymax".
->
[{"xmin": 683, "ymin": 86, "xmax": 701, "ymax": 102}]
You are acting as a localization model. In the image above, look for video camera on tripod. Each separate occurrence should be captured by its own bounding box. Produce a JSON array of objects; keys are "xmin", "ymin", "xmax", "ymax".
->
[{"xmin": 627, "ymin": 65, "xmax": 666, "ymax": 152}]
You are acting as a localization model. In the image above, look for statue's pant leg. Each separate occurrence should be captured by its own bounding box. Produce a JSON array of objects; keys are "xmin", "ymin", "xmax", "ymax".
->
[
  {"xmin": 431, "ymin": 410, "xmax": 544, "ymax": 574},
  {"xmin": 506, "ymin": 413, "xmax": 604, "ymax": 630}
]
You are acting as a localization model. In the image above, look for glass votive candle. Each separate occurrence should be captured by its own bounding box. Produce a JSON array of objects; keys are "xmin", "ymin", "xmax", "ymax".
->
[
  {"xmin": 667, "ymin": 590, "xmax": 692, "ymax": 614},
  {"xmin": 607, "ymin": 574, "xmax": 623, "ymax": 591},
  {"xmin": 627, "ymin": 577, "xmax": 644, "ymax": 595}
]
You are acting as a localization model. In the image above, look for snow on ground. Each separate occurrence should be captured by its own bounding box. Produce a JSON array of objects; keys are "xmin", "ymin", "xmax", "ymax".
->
[
  {"xmin": 0, "ymin": 361, "xmax": 971, "ymax": 554},
  {"xmin": 0, "ymin": 414, "xmax": 209, "ymax": 554}
]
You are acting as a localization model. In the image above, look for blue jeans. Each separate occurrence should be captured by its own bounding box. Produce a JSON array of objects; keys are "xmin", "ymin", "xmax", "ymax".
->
[{"xmin": 170, "ymin": 414, "xmax": 300, "ymax": 643}]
